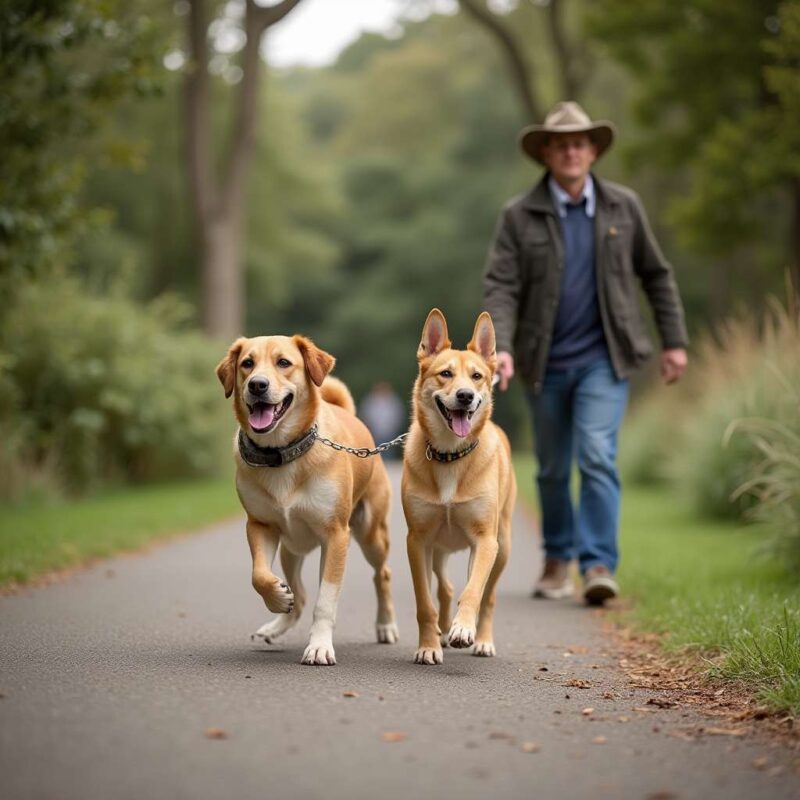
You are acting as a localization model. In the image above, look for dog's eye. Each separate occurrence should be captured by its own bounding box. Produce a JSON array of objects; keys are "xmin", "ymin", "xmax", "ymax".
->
[
  {"xmin": 440, "ymin": 370, "xmax": 453, "ymax": 378},
  {"xmin": 241, "ymin": 357, "xmax": 254, "ymax": 369},
  {"xmin": 472, "ymin": 372, "xmax": 482, "ymax": 381},
  {"xmin": 277, "ymin": 358, "xmax": 291, "ymax": 368}
]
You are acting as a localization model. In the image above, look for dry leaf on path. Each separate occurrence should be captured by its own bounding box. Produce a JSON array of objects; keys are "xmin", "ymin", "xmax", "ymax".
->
[
  {"xmin": 592, "ymin": 736, "xmax": 607, "ymax": 744},
  {"xmin": 204, "ymin": 727, "xmax": 228, "ymax": 740},
  {"xmin": 343, "ymin": 691, "xmax": 359, "ymax": 698},
  {"xmin": 582, "ymin": 708, "xmax": 594, "ymax": 716},
  {"xmin": 565, "ymin": 678, "xmax": 592, "ymax": 689},
  {"xmin": 704, "ymin": 727, "xmax": 748, "ymax": 737},
  {"xmin": 520, "ymin": 741, "xmax": 540, "ymax": 753},
  {"xmin": 382, "ymin": 731, "xmax": 407, "ymax": 743}
]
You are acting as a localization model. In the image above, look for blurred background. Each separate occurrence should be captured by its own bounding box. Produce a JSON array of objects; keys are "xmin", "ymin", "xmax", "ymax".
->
[{"xmin": 1, "ymin": 0, "xmax": 799, "ymax": 553}]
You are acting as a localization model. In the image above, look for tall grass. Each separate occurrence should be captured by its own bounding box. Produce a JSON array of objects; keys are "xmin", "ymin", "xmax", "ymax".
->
[{"xmin": 620, "ymin": 296, "xmax": 800, "ymax": 566}]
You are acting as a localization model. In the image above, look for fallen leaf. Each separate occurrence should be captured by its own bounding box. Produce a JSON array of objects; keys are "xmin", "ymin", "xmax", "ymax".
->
[
  {"xmin": 520, "ymin": 741, "xmax": 540, "ymax": 753},
  {"xmin": 343, "ymin": 691, "xmax": 359, "ymax": 698},
  {"xmin": 633, "ymin": 707, "xmax": 654, "ymax": 714},
  {"xmin": 602, "ymin": 691, "xmax": 615, "ymax": 699},
  {"xmin": 539, "ymin": 667, "xmax": 549, "ymax": 672},
  {"xmin": 617, "ymin": 716, "xmax": 630, "ymax": 723},
  {"xmin": 582, "ymin": 708, "xmax": 594, "ymax": 716},
  {"xmin": 489, "ymin": 731, "xmax": 515, "ymax": 741},
  {"xmin": 204, "ymin": 728, "xmax": 227, "ymax": 740},
  {"xmin": 752, "ymin": 756, "xmax": 770, "ymax": 770},
  {"xmin": 704, "ymin": 727, "xmax": 748, "ymax": 737},
  {"xmin": 565, "ymin": 678, "xmax": 592, "ymax": 689},
  {"xmin": 592, "ymin": 736, "xmax": 607, "ymax": 744},
  {"xmin": 647, "ymin": 697, "xmax": 678, "ymax": 709},
  {"xmin": 382, "ymin": 732, "xmax": 407, "ymax": 743}
]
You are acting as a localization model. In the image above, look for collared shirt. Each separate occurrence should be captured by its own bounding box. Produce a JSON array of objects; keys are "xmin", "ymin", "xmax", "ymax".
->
[{"xmin": 548, "ymin": 173, "xmax": 596, "ymax": 219}]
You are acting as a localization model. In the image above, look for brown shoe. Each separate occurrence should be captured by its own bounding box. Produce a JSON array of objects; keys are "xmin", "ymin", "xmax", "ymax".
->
[
  {"xmin": 533, "ymin": 559, "xmax": 574, "ymax": 599},
  {"xmin": 583, "ymin": 565, "xmax": 619, "ymax": 606}
]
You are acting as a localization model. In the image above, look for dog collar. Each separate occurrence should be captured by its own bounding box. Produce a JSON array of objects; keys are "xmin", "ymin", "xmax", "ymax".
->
[
  {"xmin": 425, "ymin": 439, "xmax": 479, "ymax": 463},
  {"xmin": 238, "ymin": 425, "xmax": 318, "ymax": 468}
]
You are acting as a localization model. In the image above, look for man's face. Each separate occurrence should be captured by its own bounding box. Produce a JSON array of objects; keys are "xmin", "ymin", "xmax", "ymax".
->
[{"xmin": 541, "ymin": 132, "xmax": 597, "ymax": 185}]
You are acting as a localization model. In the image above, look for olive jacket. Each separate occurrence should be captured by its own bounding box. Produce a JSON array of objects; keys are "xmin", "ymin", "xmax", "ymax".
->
[{"xmin": 483, "ymin": 174, "xmax": 688, "ymax": 394}]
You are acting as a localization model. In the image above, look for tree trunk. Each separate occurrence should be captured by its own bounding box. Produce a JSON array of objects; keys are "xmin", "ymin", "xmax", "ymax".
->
[
  {"xmin": 185, "ymin": 0, "xmax": 303, "ymax": 340},
  {"xmin": 458, "ymin": 0, "xmax": 542, "ymax": 122},
  {"xmin": 202, "ymin": 216, "xmax": 243, "ymax": 337}
]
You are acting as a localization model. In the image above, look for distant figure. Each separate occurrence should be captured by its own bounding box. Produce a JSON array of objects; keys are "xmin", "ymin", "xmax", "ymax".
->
[
  {"xmin": 483, "ymin": 101, "xmax": 689, "ymax": 605},
  {"xmin": 358, "ymin": 382, "xmax": 406, "ymax": 459}
]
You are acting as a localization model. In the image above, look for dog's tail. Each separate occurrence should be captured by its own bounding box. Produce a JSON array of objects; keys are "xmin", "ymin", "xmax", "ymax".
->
[{"xmin": 320, "ymin": 376, "xmax": 356, "ymax": 416}]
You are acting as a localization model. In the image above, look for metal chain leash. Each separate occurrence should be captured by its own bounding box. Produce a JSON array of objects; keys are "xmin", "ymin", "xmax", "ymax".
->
[{"xmin": 315, "ymin": 431, "xmax": 409, "ymax": 459}]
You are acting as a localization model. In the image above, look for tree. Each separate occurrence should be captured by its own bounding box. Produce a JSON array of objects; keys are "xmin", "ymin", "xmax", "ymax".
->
[
  {"xmin": 184, "ymin": 0, "xmax": 303, "ymax": 338},
  {"xmin": 588, "ymin": 0, "xmax": 800, "ymax": 297},
  {"xmin": 457, "ymin": 0, "xmax": 594, "ymax": 121},
  {"xmin": 0, "ymin": 0, "xmax": 162, "ymax": 293}
]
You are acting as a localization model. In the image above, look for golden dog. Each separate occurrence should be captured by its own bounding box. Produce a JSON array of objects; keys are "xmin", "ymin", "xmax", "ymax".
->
[
  {"xmin": 402, "ymin": 309, "xmax": 516, "ymax": 665},
  {"xmin": 216, "ymin": 335, "xmax": 398, "ymax": 665}
]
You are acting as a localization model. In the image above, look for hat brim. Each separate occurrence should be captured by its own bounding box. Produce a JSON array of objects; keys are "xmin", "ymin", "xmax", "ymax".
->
[{"xmin": 518, "ymin": 121, "xmax": 616, "ymax": 165}]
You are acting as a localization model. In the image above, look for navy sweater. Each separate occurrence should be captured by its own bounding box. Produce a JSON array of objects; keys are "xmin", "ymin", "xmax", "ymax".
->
[{"xmin": 546, "ymin": 199, "xmax": 609, "ymax": 371}]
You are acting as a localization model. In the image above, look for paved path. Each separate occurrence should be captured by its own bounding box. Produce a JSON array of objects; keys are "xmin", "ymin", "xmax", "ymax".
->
[{"xmin": 2, "ymin": 463, "xmax": 798, "ymax": 800}]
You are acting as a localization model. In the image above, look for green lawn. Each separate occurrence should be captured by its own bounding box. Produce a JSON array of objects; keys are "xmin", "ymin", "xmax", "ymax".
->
[
  {"xmin": 0, "ymin": 476, "xmax": 241, "ymax": 588},
  {"xmin": 513, "ymin": 455, "xmax": 800, "ymax": 715}
]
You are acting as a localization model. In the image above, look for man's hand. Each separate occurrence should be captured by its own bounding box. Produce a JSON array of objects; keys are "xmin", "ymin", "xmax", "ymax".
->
[
  {"xmin": 661, "ymin": 348, "xmax": 687, "ymax": 384},
  {"xmin": 496, "ymin": 351, "xmax": 515, "ymax": 392}
]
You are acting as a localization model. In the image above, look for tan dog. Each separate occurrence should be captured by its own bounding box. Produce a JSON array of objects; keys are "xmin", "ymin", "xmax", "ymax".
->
[
  {"xmin": 216, "ymin": 335, "xmax": 399, "ymax": 665},
  {"xmin": 402, "ymin": 309, "xmax": 516, "ymax": 665}
]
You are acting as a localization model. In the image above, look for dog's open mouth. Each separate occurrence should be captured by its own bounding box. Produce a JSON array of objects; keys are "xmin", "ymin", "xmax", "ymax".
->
[
  {"xmin": 247, "ymin": 395, "xmax": 293, "ymax": 434},
  {"xmin": 435, "ymin": 396, "xmax": 479, "ymax": 438}
]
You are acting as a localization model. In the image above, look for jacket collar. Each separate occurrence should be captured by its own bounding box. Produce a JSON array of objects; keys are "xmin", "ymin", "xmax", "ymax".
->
[{"xmin": 523, "ymin": 172, "xmax": 619, "ymax": 215}]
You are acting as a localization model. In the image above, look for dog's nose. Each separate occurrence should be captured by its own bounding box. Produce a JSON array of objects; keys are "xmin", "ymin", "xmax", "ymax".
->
[
  {"xmin": 456, "ymin": 389, "xmax": 474, "ymax": 406},
  {"xmin": 248, "ymin": 377, "xmax": 269, "ymax": 396}
]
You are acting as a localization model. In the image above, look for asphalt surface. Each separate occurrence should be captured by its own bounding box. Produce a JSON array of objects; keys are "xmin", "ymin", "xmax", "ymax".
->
[{"xmin": 2, "ymin": 461, "xmax": 798, "ymax": 800}]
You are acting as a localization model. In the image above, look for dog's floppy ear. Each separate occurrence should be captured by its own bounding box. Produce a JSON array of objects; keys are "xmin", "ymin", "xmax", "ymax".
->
[
  {"xmin": 418, "ymin": 308, "xmax": 451, "ymax": 360},
  {"xmin": 293, "ymin": 335, "xmax": 335, "ymax": 387},
  {"xmin": 216, "ymin": 338, "xmax": 247, "ymax": 399},
  {"xmin": 468, "ymin": 312, "xmax": 496, "ymax": 364}
]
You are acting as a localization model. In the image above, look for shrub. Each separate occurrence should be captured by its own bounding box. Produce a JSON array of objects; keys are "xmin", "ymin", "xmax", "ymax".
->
[
  {"xmin": 622, "ymin": 298, "xmax": 800, "ymax": 526},
  {"xmin": 0, "ymin": 276, "xmax": 230, "ymax": 499}
]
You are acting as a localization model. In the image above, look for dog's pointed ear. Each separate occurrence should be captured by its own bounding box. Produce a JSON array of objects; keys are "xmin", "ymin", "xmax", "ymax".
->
[
  {"xmin": 216, "ymin": 338, "xmax": 247, "ymax": 399},
  {"xmin": 293, "ymin": 335, "xmax": 335, "ymax": 387},
  {"xmin": 418, "ymin": 308, "xmax": 451, "ymax": 360},
  {"xmin": 468, "ymin": 312, "xmax": 496, "ymax": 363}
]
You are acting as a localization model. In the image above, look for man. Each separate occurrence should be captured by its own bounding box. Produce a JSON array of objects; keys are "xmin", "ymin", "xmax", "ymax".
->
[{"xmin": 483, "ymin": 101, "xmax": 688, "ymax": 605}]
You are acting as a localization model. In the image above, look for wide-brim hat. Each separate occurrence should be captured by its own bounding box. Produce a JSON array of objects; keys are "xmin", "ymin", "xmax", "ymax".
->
[{"xmin": 518, "ymin": 101, "xmax": 616, "ymax": 165}]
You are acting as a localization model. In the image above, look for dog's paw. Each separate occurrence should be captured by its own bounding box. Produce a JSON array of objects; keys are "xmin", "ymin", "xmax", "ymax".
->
[
  {"xmin": 301, "ymin": 643, "xmax": 336, "ymax": 666},
  {"xmin": 265, "ymin": 581, "xmax": 294, "ymax": 614},
  {"xmin": 251, "ymin": 618, "xmax": 291, "ymax": 644},
  {"xmin": 413, "ymin": 647, "xmax": 443, "ymax": 665},
  {"xmin": 448, "ymin": 621, "xmax": 476, "ymax": 649},
  {"xmin": 376, "ymin": 622, "xmax": 399, "ymax": 644},
  {"xmin": 473, "ymin": 641, "xmax": 496, "ymax": 657}
]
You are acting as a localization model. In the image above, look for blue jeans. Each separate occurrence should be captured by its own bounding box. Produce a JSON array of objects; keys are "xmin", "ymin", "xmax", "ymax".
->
[{"xmin": 527, "ymin": 359, "xmax": 629, "ymax": 574}]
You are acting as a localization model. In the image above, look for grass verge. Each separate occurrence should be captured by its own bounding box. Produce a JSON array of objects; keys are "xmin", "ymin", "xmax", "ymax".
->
[
  {"xmin": 513, "ymin": 454, "xmax": 800, "ymax": 715},
  {"xmin": 0, "ymin": 476, "xmax": 241, "ymax": 589}
]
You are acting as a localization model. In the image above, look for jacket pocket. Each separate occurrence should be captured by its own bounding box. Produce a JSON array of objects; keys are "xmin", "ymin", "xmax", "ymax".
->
[{"xmin": 522, "ymin": 236, "xmax": 550, "ymax": 282}]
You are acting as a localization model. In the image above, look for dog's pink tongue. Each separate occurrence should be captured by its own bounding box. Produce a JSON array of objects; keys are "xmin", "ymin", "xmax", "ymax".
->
[
  {"xmin": 450, "ymin": 410, "xmax": 471, "ymax": 438},
  {"xmin": 249, "ymin": 404, "xmax": 275, "ymax": 430}
]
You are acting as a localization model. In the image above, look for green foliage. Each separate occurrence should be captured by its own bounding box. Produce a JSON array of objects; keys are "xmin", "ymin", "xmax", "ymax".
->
[
  {"xmin": 0, "ymin": 0, "xmax": 164, "ymax": 288},
  {"xmin": 621, "ymin": 299, "xmax": 800, "ymax": 540},
  {"xmin": 588, "ymin": 0, "xmax": 800, "ymax": 267},
  {"xmin": 728, "ymin": 373, "xmax": 800, "ymax": 570},
  {"xmin": 0, "ymin": 275, "xmax": 230, "ymax": 498}
]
